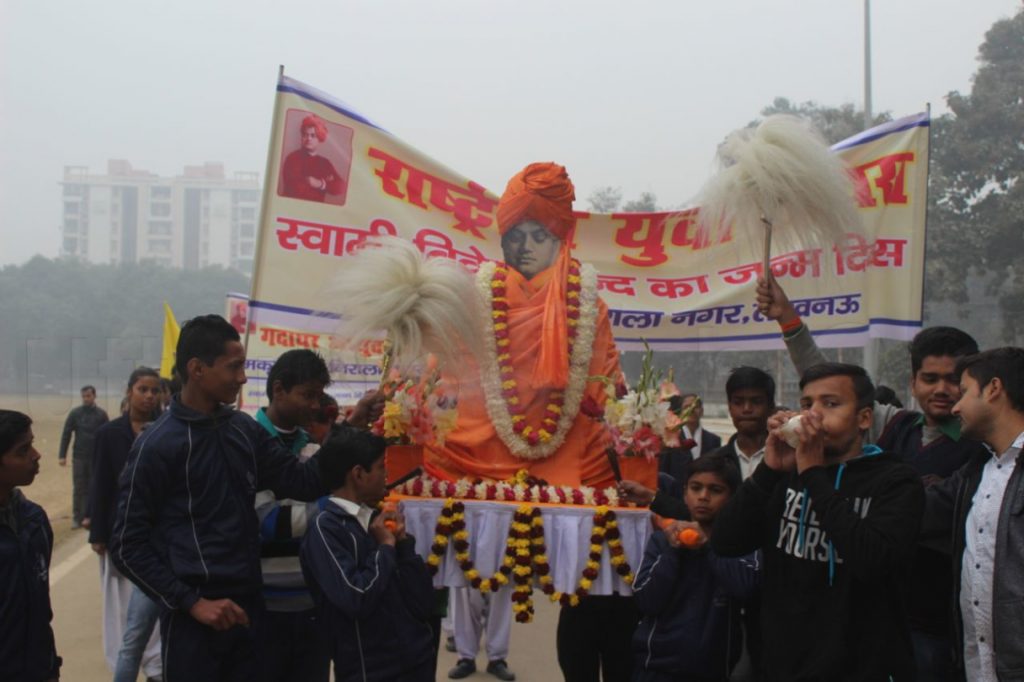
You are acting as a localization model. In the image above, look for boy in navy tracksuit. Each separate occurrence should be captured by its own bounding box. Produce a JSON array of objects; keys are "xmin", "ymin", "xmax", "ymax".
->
[
  {"xmin": 632, "ymin": 452, "xmax": 760, "ymax": 682},
  {"xmin": 0, "ymin": 410, "xmax": 62, "ymax": 682},
  {"xmin": 300, "ymin": 427, "xmax": 435, "ymax": 682},
  {"xmin": 110, "ymin": 315, "xmax": 327, "ymax": 682}
]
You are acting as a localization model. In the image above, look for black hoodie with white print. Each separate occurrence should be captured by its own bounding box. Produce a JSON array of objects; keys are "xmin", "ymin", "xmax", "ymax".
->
[{"xmin": 712, "ymin": 447, "xmax": 925, "ymax": 681}]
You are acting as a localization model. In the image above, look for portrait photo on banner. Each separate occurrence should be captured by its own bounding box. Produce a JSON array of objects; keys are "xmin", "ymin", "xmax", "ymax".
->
[
  {"xmin": 227, "ymin": 296, "xmax": 254, "ymax": 335},
  {"xmin": 277, "ymin": 108, "xmax": 354, "ymax": 206}
]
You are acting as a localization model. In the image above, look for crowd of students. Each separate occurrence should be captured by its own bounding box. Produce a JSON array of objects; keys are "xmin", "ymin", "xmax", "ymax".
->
[{"xmin": 2, "ymin": 275, "xmax": 1024, "ymax": 681}]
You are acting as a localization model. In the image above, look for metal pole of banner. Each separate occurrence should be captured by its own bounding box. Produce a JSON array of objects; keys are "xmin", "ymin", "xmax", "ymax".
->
[
  {"xmin": 863, "ymin": 0, "xmax": 873, "ymax": 129},
  {"xmin": 239, "ymin": 64, "xmax": 286, "ymax": 409},
  {"xmin": 861, "ymin": 0, "xmax": 880, "ymax": 380}
]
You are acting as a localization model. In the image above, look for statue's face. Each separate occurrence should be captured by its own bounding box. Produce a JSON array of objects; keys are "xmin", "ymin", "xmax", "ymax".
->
[{"xmin": 501, "ymin": 220, "xmax": 561, "ymax": 279}]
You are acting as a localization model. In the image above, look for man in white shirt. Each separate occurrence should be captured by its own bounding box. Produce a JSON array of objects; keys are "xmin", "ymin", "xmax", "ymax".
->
[
  {"xmin": 660, "ymin": 394, "xmax": 722, "ymax": 485},
  {"xmin": 923, "ymin": 347, "xmax": 1024, "ymax": 681},
  {"xmin": 679, "ymin": 393, "xmax": 722, "ymax": 458}
]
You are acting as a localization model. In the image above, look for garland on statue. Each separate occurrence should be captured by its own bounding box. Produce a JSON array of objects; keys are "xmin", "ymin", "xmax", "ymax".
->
[{"xmin": 476, "ymin": 260, "xmax": 599, "ymax": 460}]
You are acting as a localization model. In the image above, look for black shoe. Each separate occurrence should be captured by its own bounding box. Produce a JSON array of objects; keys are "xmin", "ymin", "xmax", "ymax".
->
[
  {"xmin": 445, "ymin": 635, "xmax": 456, "ymax": 653},
  {"xmin": 487, "ymin": 660, "xmax": 516, "ymax": 681},
  {"xmin": 448, "ymin": 658, "xmax": 476, "ymax": 679}
]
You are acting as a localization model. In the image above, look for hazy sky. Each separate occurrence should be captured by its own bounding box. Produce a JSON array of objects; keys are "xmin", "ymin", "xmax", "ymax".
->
[{"xmin": 1, "ymin": 0, "xmax": 1019, "ymax": 266}]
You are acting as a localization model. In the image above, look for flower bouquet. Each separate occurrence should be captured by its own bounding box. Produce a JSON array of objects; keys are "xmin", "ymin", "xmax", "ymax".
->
[
  {"xmin": 372, "ymin": 362, "xmax": 458, "ymax": 483},
  {"xmin": 582, "ymin": 344, "xmax": 670, "ymax": 488},
  {"xmin": 372, "ymin": 365, "xmax": 458, "ymax": 447}
]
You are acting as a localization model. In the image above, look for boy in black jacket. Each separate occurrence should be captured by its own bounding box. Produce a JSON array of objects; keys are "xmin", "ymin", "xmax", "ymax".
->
[
  {"xmin": 632, "ymin": 452, "xmax": 759, "ymax": 682},
  {"xmin": 301, "ymin": 427, "xmax": 435, "ymax": 682},
  {"xmin": 110, "ymin": 316, "xmax": 327, "ymax": 681},
  {"xmin": 712, "ymin": 363, "xmax": 924, "ymax": 681},
  {"xmin": 757, "ymin": 277, "xmax": 984, "ymax": 680},
  {"xmin": 0, "ymin": 410, "xmax": 61, "ymax": 682}
]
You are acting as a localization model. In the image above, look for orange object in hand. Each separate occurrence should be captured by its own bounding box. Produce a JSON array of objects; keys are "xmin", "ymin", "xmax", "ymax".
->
[
  {"xmin": 383, "ymin": 519, "xmax": 398, "ymax": 532},
  {"xmin": 655, "ymin": 515, "xmax": 702, "ymax": 548},
  {"xmin": 678, "ymin": 528, "xmax": 701, "ymax": 547}
]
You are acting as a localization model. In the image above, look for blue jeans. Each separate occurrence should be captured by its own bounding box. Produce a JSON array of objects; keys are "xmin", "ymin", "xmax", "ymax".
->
[{"xmin": 113, "ymin": 586, "xmax": 162, "ymax": 682}]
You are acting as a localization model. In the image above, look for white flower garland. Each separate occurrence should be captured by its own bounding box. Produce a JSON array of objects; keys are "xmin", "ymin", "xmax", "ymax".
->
[
  {"xmin": 475, "ymin": 261, "xmax": 599, "ymax": 460},
  {"xmin": 394, "ymin": 470, "xmax": 621, "ymax": 507}
]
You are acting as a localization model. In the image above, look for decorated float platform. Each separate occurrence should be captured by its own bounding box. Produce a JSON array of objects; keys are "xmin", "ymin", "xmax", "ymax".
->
[
  {"xmin": 385, "ymin": 448, "xmax": 657, "ymax": 621},
  {"xmin": 396, "ymin": 495, "xmax": 651, "ymax": 621}
]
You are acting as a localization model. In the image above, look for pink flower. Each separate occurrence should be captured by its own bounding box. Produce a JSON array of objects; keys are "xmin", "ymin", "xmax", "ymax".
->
[{"xmin": 632, "ymin": 425, "xmax": 663, "ymax": 461}]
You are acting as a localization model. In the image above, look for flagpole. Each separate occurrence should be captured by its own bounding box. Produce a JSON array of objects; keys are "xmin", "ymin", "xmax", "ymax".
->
[{"xmin": 240, "ymin": 64, "xmax": 286, "ymax": 408}]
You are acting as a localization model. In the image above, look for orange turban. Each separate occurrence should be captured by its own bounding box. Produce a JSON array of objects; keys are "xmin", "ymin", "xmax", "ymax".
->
[
  {"xmin": 496, "ymin": 163, "xmax": 576, "ymax": 240},
  {"xmin": 301, "ymin": 115, "xmax": 328, "ymax": 142}
]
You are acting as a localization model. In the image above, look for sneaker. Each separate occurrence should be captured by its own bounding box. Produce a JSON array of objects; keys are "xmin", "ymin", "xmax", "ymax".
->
[
  {"xmin": 448, "ymin": 658, "xmax": 476, "ymax": 679},
  {"xmin": 486, "ymin": 660, "xmax": 516, "ymax": 681},
  {"xmin": 445, "ymin": 635, "xmax": 456, "ymax": 653}
]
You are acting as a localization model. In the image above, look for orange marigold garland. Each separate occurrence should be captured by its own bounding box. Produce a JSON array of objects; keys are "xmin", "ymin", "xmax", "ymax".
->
[
  {"xmin": 426, "ymin": 500, "xmax": 529, "ymax": 596},
  {"xmin": 477, "ymin": 259, "xmax": 599, "ymax": 462},
  {"xmin": 424, "ymin": 500, "xmax": 636, "ymax": 623},
  {"xmin": 490, "ymin": 261, "xmax": 582, "ymax": 446},
  {"xmin": 533, "ymin": 506, "xmax": 635, "ymax": 608},
  {"xmin": 509, "ymin": 505, "xmax": 537, "ymax": 622}
]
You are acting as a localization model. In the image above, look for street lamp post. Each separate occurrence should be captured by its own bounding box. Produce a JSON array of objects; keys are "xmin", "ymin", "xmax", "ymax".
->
[{"xmin": 862, "ymin": 0, "xmax": 880, "ymax": 381}]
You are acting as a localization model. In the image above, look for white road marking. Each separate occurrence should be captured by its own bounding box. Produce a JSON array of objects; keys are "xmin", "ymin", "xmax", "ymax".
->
[{"xmin": 50, "ymin": 543, "xmax": 94, "ymax": 586}]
